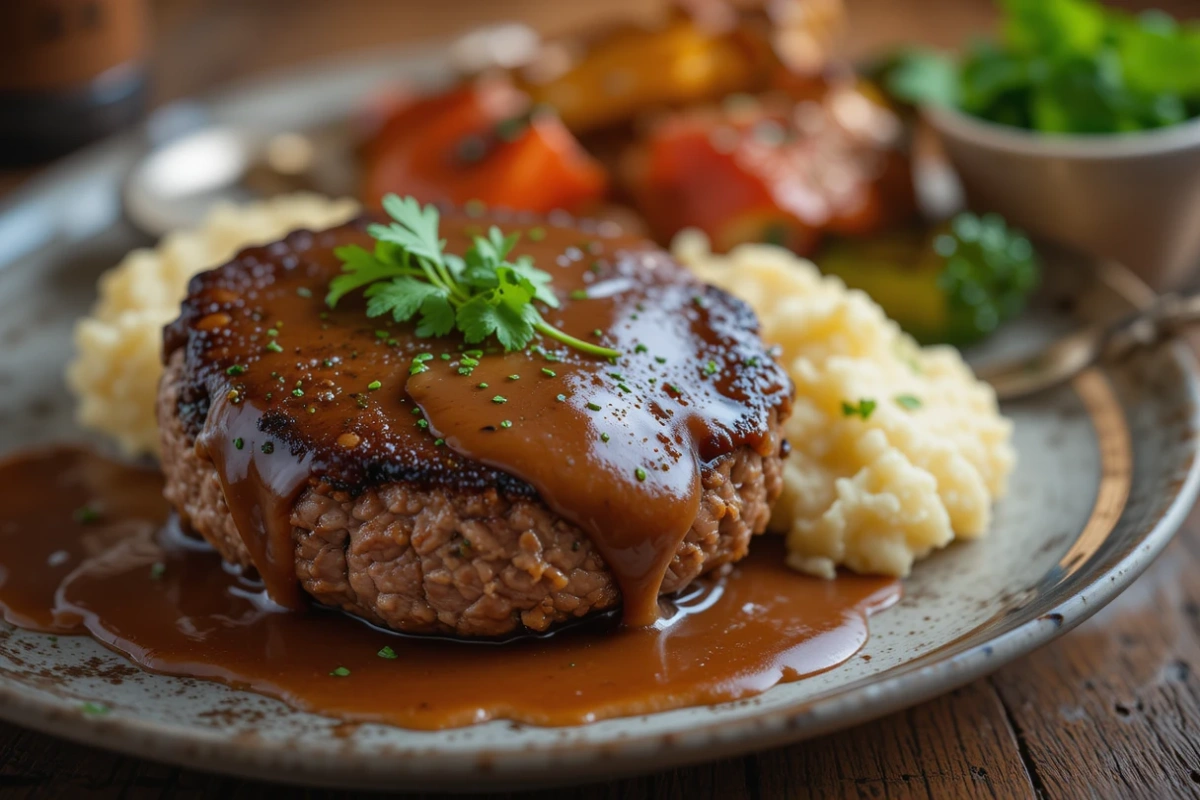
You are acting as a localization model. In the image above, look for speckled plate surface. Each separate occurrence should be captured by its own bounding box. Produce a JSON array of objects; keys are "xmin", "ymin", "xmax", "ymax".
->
[{"xmin": 0, "ymin": 51, "xmax": 1198, "ymax": 792}]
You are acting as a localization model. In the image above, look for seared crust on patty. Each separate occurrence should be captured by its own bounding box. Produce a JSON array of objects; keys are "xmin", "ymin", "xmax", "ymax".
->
[{"xmin": 160, "ymin": 351, "xmax": 785, "ymax": 637}]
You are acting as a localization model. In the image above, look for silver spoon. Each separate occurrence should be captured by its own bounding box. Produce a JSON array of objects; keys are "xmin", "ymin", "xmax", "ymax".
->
[
  {"xmin": 122, "ymin": 119, "xmax": 355, "ymax": 239},
  {"xmin": 978, "ymin": 292, "xmax": 1200, "ymax": 401},
  {"xmin": 121, "ymin": 23, "xmax": 541, "ymax": 240}
]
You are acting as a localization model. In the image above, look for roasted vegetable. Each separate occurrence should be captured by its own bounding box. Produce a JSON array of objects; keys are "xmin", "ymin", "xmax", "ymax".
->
[
  {"xmin": 883, "ymin": 0, "xmax": 1200, "ymax": 134},
  {"xmin": 362, "ymin": 80, "xmax": 608, "ymax": 214},
  {"xmin": 819, "ymin": 212, "xmax": 1039, "ymax": 346},
  {"xmin": 623, "ymin": 89, "xmax": 914, "ymax": 255},
  {"xmin": 510, "ymin": 1, "xmax": 847, "ymax": 136},
  {"xmin": 512, "ymin": 11, "xmax": 774, "ymax": 136}
]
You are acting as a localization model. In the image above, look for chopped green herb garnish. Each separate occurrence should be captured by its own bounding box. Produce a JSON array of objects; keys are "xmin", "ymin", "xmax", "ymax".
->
[
  {"xmin": 457, "ymin": 134, "xmax": 488, "ymax": 164},
  {"xmin": 617, "ymin": 383, "xmax": 632, "ymax": 393},
  {"xmin": 416, "ymin": 419, "xmax": 429, "ymax": 429},
  {"xmin": 635, "ymin": 344, "xmax": 648, "ymax": 354},
  {"xmin": 265, "ymin": 340, "xmax": 284, "ymax": 354},
  {"xmin": 586, "ymin": 402, "xmax": 601, "ymax": 411},
  {"xmin": 541, "ymin": 368, "xmax": 557, "ymax": 377},
  {"xmin": 528, "ymin": 227, "xmax": 546, "ymax": 241},
  {"xmin": 409, "ymin": 363, "xmax": 428, "ymax": 375},
  {"xmin": 569, "ymin": 290, "xmax": 589, "ymax": 300},
  {"xmin": 73, "ymin": 506, "xmax": 101, "ymax": 524},
  {"xmin": 267, "ymin": 328, "xmax": 279, "ymax": 337},
  {"xmin": 80, "ymin": 702, "xmax": 109, "ymax": 716},
  {"xmin": 635, "ymin": 467, "xmax": 647, "ymax": 482},
  {"xmin": 745, "ymin": 357, "xmax": 760, "ymax": 367},
  {"xmin": 296, "ymin": 286, "xmax": 313, "ymax": 298},
  {"xmin": 377, "ymin": 646, "xmax": 397, "ymax": 660},
  {"xmin": 461, "ymin": 356, "xmax": 480, "ymax": 367},
  {"xmin": 234, "ymin": 437, "xmax": 244, "ymax": 450},
  {"xmin": 261, "ymin": 442, "xmax": 275, "ymax": 454},
  {"xmin": 600, "ymin": 432, "xmax": 610, "ymax": 442},
  {"xmin": 149, "ymin": 562, "xmax": 166, "ymax": 580},
  {"xmin": 842, "ymin": 398, "xmax": 878, "ymax": 420},
  {"xmin": 329, "ymin": 666, "xmax": 351, "ymax": 677},
  {"xmin": 292, "ymin": 388, "xmax": 304, "ymax": 397},
  {"xmin": 416, "ymin": 353, "xmax": 434, "ymax": 362},
  {"xmin": 434, "ymin": 438, "xmax": 445, "ymax": 446},
  {"xmin": 592, "ymin": 329, "xmax": 603, "ymax": 337},
  {"xmin": 493, "ymin": 395, "xmax": 508, "ymax": 404},
  {"xmin": 326, "ymin": 195, "xmax": 620, "ymax": 358},
  {"xmin": 226, "ymin": 364, "xmax": 246, "ymax": 376},
  {"xmin": 508, "ymin": 374, "xmax": 520, "ymax": 381},
  {"xmin": 478, "ymin": 382, "xmax": 489, "ymax": 389},
  {"xmin": 895, "ymin": 394, "xmax": 922, "ymax": 410},
  {"xmin": 655, "ymin": 356, "xmax": 667, "ymax": 364},
  {"xmin": 368, "ymin": 380, "xmax": 382, "ymax": 391},
  {"xmin": 666, "ymin": 383, "xmax": 681, "ymax": 394},
  {"xmin": 704, "ymin": 360, "xmax": 718, "ymax": 376},
  {"xmin": 556, "ymin": 394, "xmax": 566, "ymax": 402},
  {"xmin": 500, "ymin": 420, "xmax": 513, "ymax": 428}
]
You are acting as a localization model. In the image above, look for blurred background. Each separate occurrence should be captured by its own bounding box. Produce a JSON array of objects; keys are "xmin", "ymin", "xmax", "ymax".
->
[
  {"xmin": 4, "ymin": 0, "xmax": 1197, "ymax": 159},
  {"xmin": 4, "ymin": 0, "xmax": 1200, "ymax": 340}
]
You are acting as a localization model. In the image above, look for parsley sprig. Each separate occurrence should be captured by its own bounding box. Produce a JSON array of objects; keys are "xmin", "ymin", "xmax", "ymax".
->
[{"xmin": 326, "ymin": 195, "xmax": 620, "ymax": 359}]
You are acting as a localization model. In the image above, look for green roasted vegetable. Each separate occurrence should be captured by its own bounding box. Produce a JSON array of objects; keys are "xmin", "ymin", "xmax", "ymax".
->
[
  {"xmin": 818, "ymin": 212, "xmax": 1039, "ymax": 346},
  {"xmin": 882, "ymin": 0, "xmax": 1200, "ymax": 135}
]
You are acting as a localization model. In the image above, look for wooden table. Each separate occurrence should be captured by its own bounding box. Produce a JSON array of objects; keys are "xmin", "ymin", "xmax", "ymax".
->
[{"xmin": 4, "ymin": 1, "xmax": 1200, "ymax": 797}]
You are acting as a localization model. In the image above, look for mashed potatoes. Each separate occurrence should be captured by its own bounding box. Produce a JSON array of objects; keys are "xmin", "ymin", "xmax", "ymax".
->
[
  {"xmin": 67, "ymin": 194, "xmax": 359, "ymax": 456},
  {"xmin": 675, "ymin": 231, "xmax": 1014, "ymax": 578},
  {"xmin": 67, "ymin": 194, "xmax": 1013, "ymax": 579}
]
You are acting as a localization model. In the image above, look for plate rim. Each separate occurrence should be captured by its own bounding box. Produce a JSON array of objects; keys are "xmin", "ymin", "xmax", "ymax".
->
[{"xmin": 0, "ymin": 49, "xmax": 1198, "ymax": 791}]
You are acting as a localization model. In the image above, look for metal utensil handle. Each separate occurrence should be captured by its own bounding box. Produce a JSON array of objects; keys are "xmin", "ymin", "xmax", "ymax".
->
[{"xmin": 1104, "ymin": 292, "xmax": 1200, "ymax": 360}]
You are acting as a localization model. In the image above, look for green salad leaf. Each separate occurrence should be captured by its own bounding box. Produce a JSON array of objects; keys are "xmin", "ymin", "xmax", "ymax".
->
[{"xmin": 882, "ymin": 0, "xmax": 1200, "ymax": 135}]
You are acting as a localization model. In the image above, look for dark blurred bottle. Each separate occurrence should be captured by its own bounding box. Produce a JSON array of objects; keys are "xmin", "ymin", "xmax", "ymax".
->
[{"xmin": 0, "ymin": 0, "xmax": 148, "ymax": 166}]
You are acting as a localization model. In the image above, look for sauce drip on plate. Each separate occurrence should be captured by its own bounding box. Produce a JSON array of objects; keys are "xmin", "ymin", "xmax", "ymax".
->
[
  {"xmin": 164, "ymin": 211, "xmax": 792, "ymax": 625},
  {"xmin": 0, "ymin": 448, "xmax": 898, "ymax": 729}
]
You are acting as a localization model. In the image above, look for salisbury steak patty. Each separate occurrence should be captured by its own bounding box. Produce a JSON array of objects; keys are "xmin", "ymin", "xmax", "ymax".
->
[
  {"xmin": 161, "ymin": 351, "xmax": 783, "ymax": 636},
  {"xmin": 160, "ymin": 208, "xmax": 792, "ymax": 637}
]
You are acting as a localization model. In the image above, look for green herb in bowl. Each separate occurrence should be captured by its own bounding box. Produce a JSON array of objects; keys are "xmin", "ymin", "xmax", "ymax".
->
[{"xmin": 885, "ymin": 0, "xmax": 1200, "ymax": 135}]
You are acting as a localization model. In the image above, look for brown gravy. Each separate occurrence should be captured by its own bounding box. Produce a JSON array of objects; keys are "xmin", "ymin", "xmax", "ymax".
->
[
  {"xmin": 163, "ymin": 212, "xmax": 792, "ymax": 626},
  {"xmin": 0, "ymin": 447, "xmax": 898, "ymax": 729}
]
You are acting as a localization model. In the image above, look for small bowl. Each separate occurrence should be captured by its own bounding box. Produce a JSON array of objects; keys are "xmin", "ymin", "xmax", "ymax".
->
[{"xmin": 925, "ymin": 104, "xmax": 1200, "ymax": 290}]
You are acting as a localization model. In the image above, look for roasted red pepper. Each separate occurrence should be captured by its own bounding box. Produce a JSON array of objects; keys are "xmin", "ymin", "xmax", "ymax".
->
[
  {"xmin": 363, "ymin": 80, "xmax": 608, "ymax": 215},
  {"xmin": 623, "ymin": 88, "xmax": 915, "ymax": 255}
]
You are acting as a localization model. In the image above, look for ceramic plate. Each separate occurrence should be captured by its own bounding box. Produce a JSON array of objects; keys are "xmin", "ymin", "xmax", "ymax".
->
[{"xmin": 0, "ymin": 51, "xmax": 1198, "ymax": 792}]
